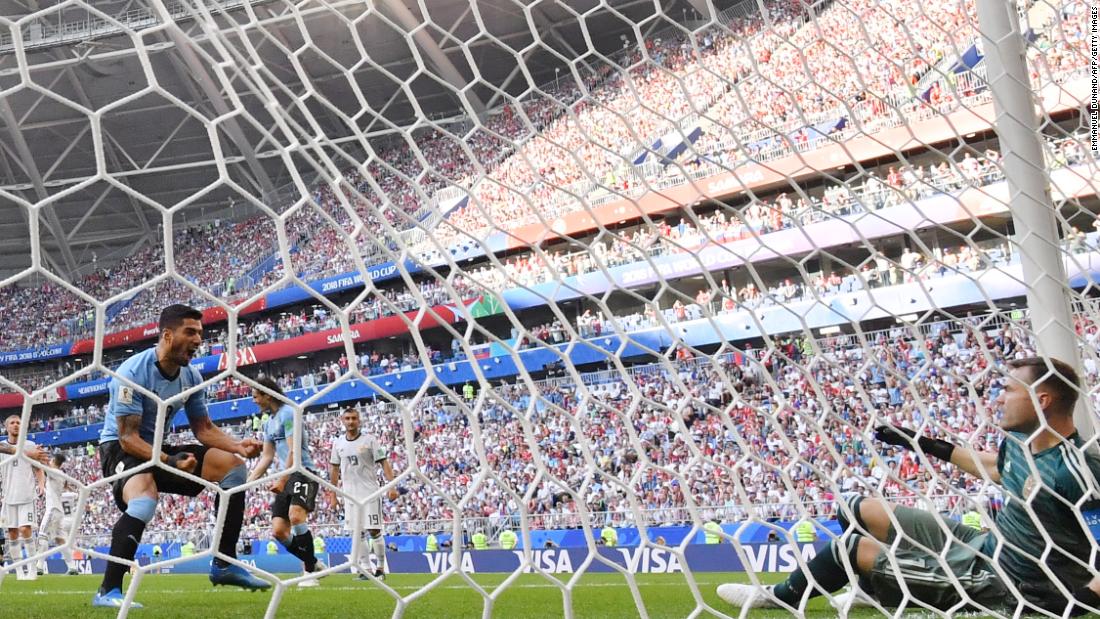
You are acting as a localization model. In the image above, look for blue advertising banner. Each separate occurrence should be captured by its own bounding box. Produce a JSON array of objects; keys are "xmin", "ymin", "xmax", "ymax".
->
[
  {"xmin": 53, "ymin": 544, "xmax": 822, "ymax": 575},
  {"xmin": 0, "ymin": 343, "xmax": 72, "ymax": 366},
  {"xmin": 264, "ymin": 261, "xmax": 413, "ymax": 308}
]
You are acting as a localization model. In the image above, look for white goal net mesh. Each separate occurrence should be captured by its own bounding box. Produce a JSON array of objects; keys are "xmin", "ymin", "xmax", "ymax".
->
[{"xmin": 0, "ymin": 0, "xmax": 1097, "ymax": 616}]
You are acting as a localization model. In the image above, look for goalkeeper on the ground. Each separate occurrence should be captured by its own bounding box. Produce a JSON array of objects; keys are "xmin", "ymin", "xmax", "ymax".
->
[{"xmin": 718, "ymin": 356, "xmax": 1100, "ymax": 616}]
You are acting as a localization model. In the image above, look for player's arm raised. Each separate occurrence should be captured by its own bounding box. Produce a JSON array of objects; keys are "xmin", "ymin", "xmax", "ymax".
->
[
  {"xmin": 874, "ymin": 424, "xmax": 1000, "ymax": 483},
  {"xmin": 949, "ymin": 446, "xmax": 1000, "ymax": 483}
]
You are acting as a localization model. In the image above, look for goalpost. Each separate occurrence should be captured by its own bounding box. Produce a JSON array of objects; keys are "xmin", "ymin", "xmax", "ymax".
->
[{"xmin": 0, "ymin": 0, "xmax": 1097, "ymax": 617}]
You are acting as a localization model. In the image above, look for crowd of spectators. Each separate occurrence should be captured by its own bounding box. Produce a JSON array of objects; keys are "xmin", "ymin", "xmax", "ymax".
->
[
  {"xmin": 1, "ymin": 0, "xmax": 1096, "ymax": 551},
  {"xmin": 432, "ymin": 0, "xmax": 1089, "ymax": 242},
  {"xmin": 0, "ymin": 0, "xmax": 1091, "ymax": 357},
  {"xmin": 30, "ymin": 306, "xmax": 1100, "ymax": 548}
]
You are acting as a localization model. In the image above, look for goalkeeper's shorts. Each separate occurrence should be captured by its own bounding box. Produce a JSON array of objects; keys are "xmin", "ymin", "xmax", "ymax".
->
[{"xmin": 867, "ymin": 505, "xmax": 1009, "ymax": 611}]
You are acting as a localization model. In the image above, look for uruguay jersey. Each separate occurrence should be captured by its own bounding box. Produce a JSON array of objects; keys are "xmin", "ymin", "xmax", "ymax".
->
[
  {"xmin": 982, "ymin": 431, "xmax": 1100, "ymax": 592},
  {"xmin": 1, "ymin": 439, "xmax": 38, "ymax": 505},
  {"xmin": 264, "ymin": 404, "xmax": 316, "ymax": 472},
  {"xmin": 329, "ymin": 432, "xmax": 387, "ymax": 498},
  {"xmin": 100, "ymin": 348, "xmax": 208, "ymax": 444}
]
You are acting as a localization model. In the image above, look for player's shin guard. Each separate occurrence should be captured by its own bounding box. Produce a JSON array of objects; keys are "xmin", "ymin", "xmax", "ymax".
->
[
  {"xmin": 772, "ymin": 534, "xmax": 863, "ymax": 607},
  {"xmin": 213, "ymin": 465, "xmax": 247, "ymax": 568}
]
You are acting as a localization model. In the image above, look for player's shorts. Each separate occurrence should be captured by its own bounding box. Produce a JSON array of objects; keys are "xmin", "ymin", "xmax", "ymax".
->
[
  {"xmin": 272, "ymin": 471, "xmax": 319, "ymax": 520},
  {"xmin": 1, "ymin": 503, "xmax": 34, "ymax": 529},
  {"xmin": 99, "ymin": 441, "xmax": 209, "ymax": 511},
  {"xmin": 39, "ymin": 507, "xmax": 73, "ymax": 540},
  {"xmin": 867, "ymin": 506, "xmax": 1009, "ymax": 611},
  {"xmin": 345, "ymin": 497, "xmax": 384, "ymax": 533}
]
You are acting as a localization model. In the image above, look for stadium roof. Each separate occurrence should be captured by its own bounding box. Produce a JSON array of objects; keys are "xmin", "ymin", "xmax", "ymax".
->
[{"xmin": 0, "ymin": 0, "xmax": 736, "ymax": 282}]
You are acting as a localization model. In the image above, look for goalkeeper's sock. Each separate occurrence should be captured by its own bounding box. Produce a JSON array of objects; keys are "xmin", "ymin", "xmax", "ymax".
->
[
  {"xmin": 100, "ymin": 513, "xmax": 146, "ymax": 594},
  {"xmin": 772, "ymin": 538, "xmax": 856, "ymax": 606},
  {"xmin": 371, "ymin": 534, "xmax": 387, "ymax": 573}
]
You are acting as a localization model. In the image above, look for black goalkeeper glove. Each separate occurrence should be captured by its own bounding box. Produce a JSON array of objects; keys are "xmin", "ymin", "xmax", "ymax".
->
[{"xmin": 873, "ymin": 424, "xmax": 956, "ymax": 463}]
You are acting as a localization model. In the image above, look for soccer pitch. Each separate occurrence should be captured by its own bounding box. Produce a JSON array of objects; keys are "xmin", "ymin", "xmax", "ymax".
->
[{"xmin": 1, "ymin": 572, "xmax": 879, "ymax": 618}]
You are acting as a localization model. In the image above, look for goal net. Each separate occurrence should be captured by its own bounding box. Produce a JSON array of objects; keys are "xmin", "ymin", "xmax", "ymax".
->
[{"xmin": 0, "ymin": 0, "xmax": 1097, "ymax": 616}]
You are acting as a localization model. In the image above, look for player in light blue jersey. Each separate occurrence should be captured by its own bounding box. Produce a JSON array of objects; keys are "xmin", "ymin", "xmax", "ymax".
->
[
  {"xmin": 718, "ymin": 356, "xmax": 1100, "ymax": 616},
  {"xmin": 92, "ymin": 305, "xmax": 270, "ymax": 609},
  {"xmin": 248, "ymin": 376, "xmax": 326, "ymax": 586}
]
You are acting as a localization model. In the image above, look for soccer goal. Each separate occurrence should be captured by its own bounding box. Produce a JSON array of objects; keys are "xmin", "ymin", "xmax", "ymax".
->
[{"xmin": 0, "ymin": 0, "xmax": 1097, "ymax": 617}]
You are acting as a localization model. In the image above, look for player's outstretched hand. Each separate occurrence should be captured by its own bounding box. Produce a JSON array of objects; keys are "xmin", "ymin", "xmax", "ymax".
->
[
  {"xmin": 237, "ymin": 438, "xmax": 263, "ymax": 459},
  {"xmin": 873, "ymin": 424, "xmax": 918, "ymax": 448},
  {"xmin": 388, "ymin": 488, "xmax": 399, "ymax": 501},
  {"xmin": 26, "ymin": 444, "xmax": 50, "ymax": 464}
]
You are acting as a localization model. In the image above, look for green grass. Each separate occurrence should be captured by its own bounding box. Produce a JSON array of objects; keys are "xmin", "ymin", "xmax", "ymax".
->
[{"xmin": 0, "ymin": 572, "xmax": 879, "ymax": 618}]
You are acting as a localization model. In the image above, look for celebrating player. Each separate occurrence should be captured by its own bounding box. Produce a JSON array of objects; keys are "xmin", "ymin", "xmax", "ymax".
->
[
  {"xmin": 1, "ymin": 414, "xmax": 44, "ymax": 580},
  {"xmin": 93, "ymin": 304, "xmax": 270, "ymax": 609},
  {"xmin": 329, "ymin": 406, "xmax": 398, "ymax": 580},
  {"xmin": 247, "ymin": 376, "xmax": 327, "ymax": 587},
  {"xmin": 37, "ymin": 453, "xmax": 80, "ymax": 575},
  {"xmin": 717, "ymin": 356, "xmax": 1100, "ymax": 615}
]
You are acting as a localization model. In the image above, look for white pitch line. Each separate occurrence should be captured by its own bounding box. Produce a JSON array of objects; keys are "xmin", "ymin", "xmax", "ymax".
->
[{"xmin": 6, "ymin": 580, "xmax": 717, "ymax": 596}]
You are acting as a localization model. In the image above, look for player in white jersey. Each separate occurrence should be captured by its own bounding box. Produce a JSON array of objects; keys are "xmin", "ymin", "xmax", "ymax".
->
[
  {"xmin": 1, "ymin": 415, "xmax": 44, "ymax": 579},
  {"xmin": 37, "ymin": 453, "xmax": 79, "ymax": 575},
  {"xmin": 329, "ymin": 407, "xmax": 397, "ymax": 580}
]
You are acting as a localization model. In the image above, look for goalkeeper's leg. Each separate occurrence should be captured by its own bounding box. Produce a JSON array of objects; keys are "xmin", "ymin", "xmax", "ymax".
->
[
  {"xmin": 718, "ymin": 496, "xmax": 904, "ymax": 610},
  {"xmin": 717, "ymin": 533, "xmax": 879, "ymax": 610}
]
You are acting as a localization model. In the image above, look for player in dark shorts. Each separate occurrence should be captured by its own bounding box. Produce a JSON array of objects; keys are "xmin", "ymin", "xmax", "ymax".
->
[
  {"xmin": 247, "ymin": 376, "xmax": 326, "ymax": 586},
  {"xmin": 718, "ymin": 356, "xmax": 1100, "ymax": 616},
  {"xmin": 93, "ymin": 305, "xmax": 270, "ymax": 608}
]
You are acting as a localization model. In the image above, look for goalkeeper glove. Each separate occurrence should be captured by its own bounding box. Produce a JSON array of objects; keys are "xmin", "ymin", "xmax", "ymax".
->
[{"xmin": 873, "ymin": 425, "xmax": 955, "ymax": 463}]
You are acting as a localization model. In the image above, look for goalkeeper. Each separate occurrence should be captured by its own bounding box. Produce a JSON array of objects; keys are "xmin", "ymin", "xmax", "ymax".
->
[{"xmin": 718, "ymin": 356, "xmax": 1100, "ymax": 615}]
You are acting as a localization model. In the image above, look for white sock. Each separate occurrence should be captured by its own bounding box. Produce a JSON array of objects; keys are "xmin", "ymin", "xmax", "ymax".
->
[
  {"xmin": 15, "ymin": 540, "xmax": 27, "ymax": 573},
  {"xmin": 37, "ymin": 537, "xmax": 49, "ymax": 570},
  {"xmin": 61, "ymin": 543, "xmax": 74, "ymax": 569},
  {"xmin": 371, "ymin": 535, "xmax": 386, "ymax": 573}
]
